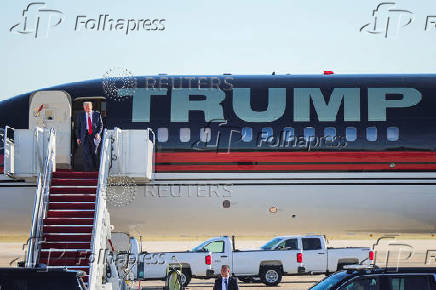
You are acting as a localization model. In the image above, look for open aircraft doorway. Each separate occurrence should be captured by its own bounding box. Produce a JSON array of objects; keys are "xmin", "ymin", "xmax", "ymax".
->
[{"xmin": 72, "ymin": 96, "xmax": 107, "ymax": 171}]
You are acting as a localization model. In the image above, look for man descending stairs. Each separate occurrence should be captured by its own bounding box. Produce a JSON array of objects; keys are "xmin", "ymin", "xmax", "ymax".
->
[{"xmin": 38, "ymin": 170, "xmax": 99, "ymax": 283}]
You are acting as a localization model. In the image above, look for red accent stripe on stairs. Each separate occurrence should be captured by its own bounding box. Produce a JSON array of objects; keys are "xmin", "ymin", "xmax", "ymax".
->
[
  {"xmin": 49, "ymin": 195, "xmax": 96, "ymax": 202},
  {"xmin": 48, "ymin": 202, "xmax": 95, "ymax": 210},
  {"xmin": 43, "ymin": 225, "xmax": 93, "ymax": 233},
  {"xmin": 43, "ymin": 218, "xmax": 94, "ymax": 225},
  {"xmin": 50, "ymin": 187, "xmax": 97, "ymax": 194},
  {"xmin": 52, "ymin": 171, "xmax": 98, "ymax": 179},
  {"xmin": 47, "ymin": 210, "xmax": 95, "ymax": 218},
  {"xmin": 40, "ymin": 251, "xmax": 91, "ymax": 259},
  {"xmin": 43, "ymin": 234, "xmax": 92, "ymax": 242},
  {"xmin": 41, "ymin": 242, "xmax": 91, "ymax": 249},
  {"xmin": 51, "ymin": 179, "xmax": 98, "ymax": 186},
  {"xmin": 39, "ymin": 257, "xmax": 90, "ymax": 266}
]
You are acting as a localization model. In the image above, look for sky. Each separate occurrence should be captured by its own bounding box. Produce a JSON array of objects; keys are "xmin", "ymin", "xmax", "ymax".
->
[{"xmin": 1, "ymin": 0, "xmax": 436, "ymax": 100}]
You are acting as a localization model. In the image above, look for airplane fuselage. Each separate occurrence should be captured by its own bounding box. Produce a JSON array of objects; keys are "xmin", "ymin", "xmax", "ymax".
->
[{"xmin": 1, "ymin": 74, "xmax": 436, "ymax": 238}]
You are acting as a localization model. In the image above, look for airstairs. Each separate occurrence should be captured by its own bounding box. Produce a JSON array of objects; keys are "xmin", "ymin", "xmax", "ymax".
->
[{"xmin": 3, "ymin": 126, "xmax": 155, "ymax": 289}]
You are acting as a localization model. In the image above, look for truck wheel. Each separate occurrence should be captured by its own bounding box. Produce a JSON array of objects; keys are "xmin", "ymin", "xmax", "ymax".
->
[
  {"xmin": 180, "ymin": 268, "xmax": 192, "ymax": 287},
  {"xmin": 260, "ymin": 266, "xmax": 282, "ymax": 287}
]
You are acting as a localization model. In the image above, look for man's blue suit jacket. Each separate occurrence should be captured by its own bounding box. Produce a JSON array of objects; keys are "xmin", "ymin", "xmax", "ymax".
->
[{"xmin": 75, "ymin": 111, "xmax": 103, "ymax": 145}]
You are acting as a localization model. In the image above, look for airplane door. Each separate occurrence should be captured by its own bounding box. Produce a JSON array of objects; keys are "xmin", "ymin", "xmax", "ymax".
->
[{"xmin": 29, "ymin": 91, "xmax": 72, "ymax": 168}]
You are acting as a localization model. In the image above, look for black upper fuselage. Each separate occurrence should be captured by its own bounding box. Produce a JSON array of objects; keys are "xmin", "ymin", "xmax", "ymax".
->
[{"xmin": 1, "ymin": 74, "xmax": 435, "ymax": 153}]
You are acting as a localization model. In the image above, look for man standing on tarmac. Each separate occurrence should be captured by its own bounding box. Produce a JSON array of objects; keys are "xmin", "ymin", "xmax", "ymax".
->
[
  {"xmin": 75, "ymin": 101, "xmax": 103, "ymax": 171},
  {"xmin": 213, "ymin": 265, "xmax": 239, "ymax": 290}
]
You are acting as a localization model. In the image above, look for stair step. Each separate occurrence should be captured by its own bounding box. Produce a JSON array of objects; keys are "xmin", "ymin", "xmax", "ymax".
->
[
  {"xmin": 43, "ymin": 234, "xmax": 92, "ymax": 242},
  {"xmin": 50, "ymin": 187, "xmax": 97, "ymax": 194},
  {"xmin": 47, "ymin": 210, "xmax": 95, "ymax": 218},
  {"xmin": 49, "ymin": 202, "xmax": 95, "ymax": 210},
  {"xmin": 41, "ymin": 242, "xmax": 91, "ymax": 249},
  {"xmin": 49, "ymin": 195, "xmax": 96, "ymax": 202},
  {"xmin": 40, "ymin": 251, "xmax": 91, "ymax": 259},
  {"xmin": 51, "ymin": 179, "xmax": 98, "ymax": 186},
  {"xmin": 39, "ymin": 257, "xmax": 90, "ymax": 266},
  {"xmin": 43, "ymin": 225, "xmax": 93, "ymax": 233},
  {"xmin": 53, "ymin": 171, "xmax": 98, "ymax": 179},
  {"xmin": 44, "ymin": 218, "xmax": 94, "ymax": 225}
]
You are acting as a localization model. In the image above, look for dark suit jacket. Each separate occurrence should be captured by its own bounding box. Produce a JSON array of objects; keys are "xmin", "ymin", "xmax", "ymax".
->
[
  {"xmin": 213, "ymin": 276, "xmax": 239, "ymax": 290},
  {"xmin": 75, "ymin": 111, "xmax": 103, "ymax": 144}
]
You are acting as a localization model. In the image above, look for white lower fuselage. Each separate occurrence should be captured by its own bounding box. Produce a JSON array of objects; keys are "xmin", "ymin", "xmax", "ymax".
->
[{"xmin": 1, "ymin": 172, "xmax": 436, "ymax": 238}]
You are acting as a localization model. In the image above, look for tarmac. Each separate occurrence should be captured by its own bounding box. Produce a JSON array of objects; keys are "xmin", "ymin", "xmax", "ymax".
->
[{"xmin": 1, "ymin": 237, "xmax": 435, "ymax": 289}]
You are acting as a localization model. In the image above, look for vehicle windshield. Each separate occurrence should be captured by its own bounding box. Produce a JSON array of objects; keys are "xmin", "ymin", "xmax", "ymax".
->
[
  {"xmin": 260, "ymin": 237, "xmax": 283, "ymax": 250},
  {"xmin": 310, "ymin": 271, "xmax": 350, "ymax": 290}
]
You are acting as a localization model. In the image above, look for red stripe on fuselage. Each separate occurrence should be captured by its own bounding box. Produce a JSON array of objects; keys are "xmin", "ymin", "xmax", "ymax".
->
[
  {"xmin": 0, "ymin": 153, "xmax": 3, "ymax": 174},
  {"xmin": 155, "ymin": 151, "xmax": 436, "ymax": 172}
]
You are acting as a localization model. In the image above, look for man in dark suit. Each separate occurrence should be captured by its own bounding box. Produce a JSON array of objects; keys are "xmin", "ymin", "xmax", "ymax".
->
[
  {"xmin": 213, "ymin": 265, "xmax": 239, "ymax": 290},
  {"xmin": 75, "ymin": 101, "xmax": 103, "ymax": 171}
]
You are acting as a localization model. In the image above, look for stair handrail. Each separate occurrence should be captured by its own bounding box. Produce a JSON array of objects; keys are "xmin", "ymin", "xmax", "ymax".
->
[
  {"xmin": 88, "ymin": 129, "xmax": 111, "ymax": 289},
  {"xmin": 3, "ymin": 126, "xmax": 15, "ymax": 177},
  {"xmin": 26, "ymin": 128, "xmax": 56, "ymax": 268}
]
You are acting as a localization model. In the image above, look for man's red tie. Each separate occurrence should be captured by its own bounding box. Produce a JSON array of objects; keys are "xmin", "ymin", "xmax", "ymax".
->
[{"xmin": 88, "ymin": 114, "xmax": 93, "ymax": 135}]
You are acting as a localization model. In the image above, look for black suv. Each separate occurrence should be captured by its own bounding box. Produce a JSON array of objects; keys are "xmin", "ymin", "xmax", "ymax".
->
[
  {"xmin": 310, "ymin": 267, "xmax": 436, "ymax": 290},
  {"xmin": 0, "ymin": 267, "xmax": 87, "ymax": 290}
]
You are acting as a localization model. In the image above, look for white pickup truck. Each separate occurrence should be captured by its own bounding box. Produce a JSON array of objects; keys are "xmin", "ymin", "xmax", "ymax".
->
[
  {"xmin": 261, "ymin": 235, "xmax": 374, "ymax": 275},
  {"xmin": 191, "ymin": 236, "xmax": 305, "ymax": 286},
  {"xmin": 191, "ymin": 235, "xmax": 374, "ymax": 286}
]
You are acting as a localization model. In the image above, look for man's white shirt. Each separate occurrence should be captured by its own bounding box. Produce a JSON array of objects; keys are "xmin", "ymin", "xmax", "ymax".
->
[
  {"xmin": 222, "ymin": 277, "xmax": 229, "ymax": 290},
  {"xmin": 85, "ymin": 111, "xmax": 93, "ymax": 130}
]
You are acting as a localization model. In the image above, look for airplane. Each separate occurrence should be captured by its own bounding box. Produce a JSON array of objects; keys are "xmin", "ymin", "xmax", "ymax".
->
[{"xmin": 1, "ymin": 73, "xmax": 436, "ymax": 238}]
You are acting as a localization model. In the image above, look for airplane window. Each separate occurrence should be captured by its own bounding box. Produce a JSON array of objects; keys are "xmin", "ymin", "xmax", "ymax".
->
[
  {"xmin": 387, "ymin": 127, "xmax": 399, "ymax": 141},
  {"xmin": 283, "ymin": 127, "xmax": 295, "ymax": 141},
  {"xmin": 180, "ymin": 128, "xmax": 190, "ymax": 142},
  {"xmin": 157, "ymin": 128, "xmax": 168, "ymax": 142},
  {"xmin": 304, "ymin": 127, "xmax": 315, "ymax": 142},
  {"xmin": 200, "ymin": 128, "xmax": 211, "ymax": 142},
  {"xmin": 261, "ymin": 127, "xmax": 273, "ymax": 142},
  {"xmin": 324, "ymin": 127, "xmax": 336, "ymax": 141},
  {"xmin": 366, "ymin": 127, "xmax": 377, "ymax": 142},
  {"xmin": 346, "ymin": 127, "xmax": 357, "ymax": 142},
  {"xmin": 45, "ymin": 110, "xmax": 54, "ymax": 121},
  {"xmin": 242, "ymin": 127, "xmax": 252, "ymax": 142}
]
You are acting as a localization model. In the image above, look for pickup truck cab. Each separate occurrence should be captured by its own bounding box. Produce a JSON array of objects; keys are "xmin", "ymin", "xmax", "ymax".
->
[
  {"xmin": 191, "ymin": 236, "xmax": 304, "ymax": 286},
  {"xmin": 263, "ymin": 235, "xmax": 374, "ymax": 274}
]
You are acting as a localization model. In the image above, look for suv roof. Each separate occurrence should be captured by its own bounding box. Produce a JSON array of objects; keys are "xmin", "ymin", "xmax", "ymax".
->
[
  {"xmin": 310, "ymin": 267, "xmax": 436, "ymax": 290},
  {"xmin": 347, "ymin": 267, "xmax": 436, "ymax": 275}
]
